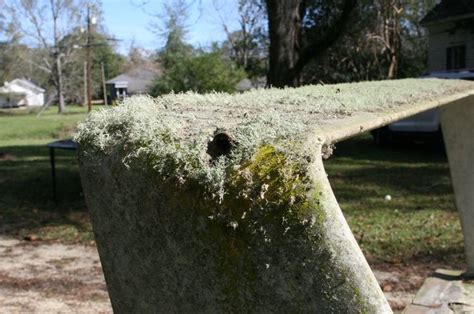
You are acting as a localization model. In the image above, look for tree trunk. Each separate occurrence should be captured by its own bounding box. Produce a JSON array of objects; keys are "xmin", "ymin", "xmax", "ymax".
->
[
  {"xmin": 51, "ymin": 1, "xmax": 65, "ymax": 114},
  {"xmin": 56, "ymin": 55, "xmax": 66, "ymax": 114},
  {"xmin": 266, "ymin": 0, "xmax": 357, "ymax": 88},
  {"xmin": 387, "ymin": 51, "xmax": 398, "ymax": 79},
  {"xmin": 266, "ymin": 0, "xmax": 304, "ymax": 87},
  {"xmin": 383, "ymin": 0, "xmax": 402, "ymax": 80}
]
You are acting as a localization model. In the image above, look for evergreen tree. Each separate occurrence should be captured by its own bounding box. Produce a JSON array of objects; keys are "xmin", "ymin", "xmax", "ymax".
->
[{"xmin": 151, "ymin": 1, "xmax": 246, "ymax": 95}]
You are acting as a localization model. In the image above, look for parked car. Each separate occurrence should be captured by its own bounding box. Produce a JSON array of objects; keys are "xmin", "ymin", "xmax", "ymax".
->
[{"xmin": 372, "ymin": 71, "xmax": 474, "ymax": 145}]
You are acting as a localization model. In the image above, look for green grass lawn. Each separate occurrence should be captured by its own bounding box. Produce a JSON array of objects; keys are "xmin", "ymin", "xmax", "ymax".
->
[
  {"xmin": 325, "ymin": 137, "xmax": 464, "ymax": 265},
  {"xmin": 0, "ymin": 106, "xmax": 465, "ymax": 264},
  {"xmin": 0, "ymin": 106, "xmax": 93, "ymax": 243}
]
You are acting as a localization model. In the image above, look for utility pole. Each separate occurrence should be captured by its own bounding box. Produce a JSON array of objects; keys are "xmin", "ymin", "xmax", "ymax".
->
[
  {"xmin": 83, "ymin": 61, "xmax": 87, "ymax": 107},
  {"xmin": 101, "ymin": 62, "xmax": 108, "ymax": 106},
  {"xmin": 86, "ymin": 4, "xmax": 93, "ymax": 112}
]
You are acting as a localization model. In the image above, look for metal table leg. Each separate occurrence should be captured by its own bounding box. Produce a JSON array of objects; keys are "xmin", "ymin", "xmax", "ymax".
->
[{"xmin": 49, "ymin": 147, "xmax": 56, "ymax": 203}]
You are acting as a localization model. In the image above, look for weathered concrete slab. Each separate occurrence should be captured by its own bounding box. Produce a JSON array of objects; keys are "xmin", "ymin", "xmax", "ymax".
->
[
  {"xmin": 404, "ymin": 269, "xmax": 474, "ymax": 313},
  {"xmin": 441, "ymin": 99, "xmax": 474, "ymax": 275},
  {"xmin": 76, "ymin": 79, "xmax": 474, "ymax": 313}
]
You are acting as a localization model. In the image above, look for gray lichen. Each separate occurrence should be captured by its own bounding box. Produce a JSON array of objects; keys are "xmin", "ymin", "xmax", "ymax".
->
[{"xmin": 75, "ymin": 78, "xmax": 473, "ymax": 201}]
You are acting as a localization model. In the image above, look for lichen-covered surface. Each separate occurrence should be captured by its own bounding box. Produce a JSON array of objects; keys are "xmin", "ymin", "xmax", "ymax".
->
[
  {"xmin": 77, "ymin": 78, "xmax": 474, "ymax": 146},
  {"xmin": 76, "ymin": 78, "xmax": 473, "ymax": 200},
  {"xmin": 75, "ymin": 79, "xmax": 473, "ymax": 312}
]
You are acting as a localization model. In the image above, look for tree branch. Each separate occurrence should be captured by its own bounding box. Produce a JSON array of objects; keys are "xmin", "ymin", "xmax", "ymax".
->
[{"xmin": 293, "ymin": 0, "xmax": 357, "ymax": 76}]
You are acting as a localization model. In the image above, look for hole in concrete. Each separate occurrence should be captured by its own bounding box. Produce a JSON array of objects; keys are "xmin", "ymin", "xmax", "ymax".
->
[{"xmin": 207, "ymin": 130, "xmax": 236, "ymax": 161}]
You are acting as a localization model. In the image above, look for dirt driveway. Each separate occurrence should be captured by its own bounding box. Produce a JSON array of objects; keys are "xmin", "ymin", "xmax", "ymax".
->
[
  {"xmin": 0, "ymin": 236, "xmax": 111, "ymax": 312},
  {"xmin": 0, "ymin": 235, "xmax": 460, "ymax": 312}
]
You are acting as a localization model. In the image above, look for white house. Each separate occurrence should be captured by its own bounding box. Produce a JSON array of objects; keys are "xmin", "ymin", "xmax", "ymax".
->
[
  {"xmin": 420, "ymin": 0, "xmax": 474, "ymax": 73},
  {"xmin": 0, "ymin": 79, "xmax": 45, "ymax": 108}
]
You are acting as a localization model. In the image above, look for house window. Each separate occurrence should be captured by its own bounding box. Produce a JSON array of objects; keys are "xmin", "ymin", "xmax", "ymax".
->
[{"xmin": 446, "ymin": 45, "xmax": 466, "ymax": 70}]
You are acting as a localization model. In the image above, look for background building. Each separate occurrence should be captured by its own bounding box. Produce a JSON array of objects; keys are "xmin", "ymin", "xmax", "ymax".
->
[
  {"xmin": 421, "ymin": 0, "xmax": 474, "ymax": 74},
  {"xmin": 0, "ymin": 79, "xmax": 45, "ymax": 108}
]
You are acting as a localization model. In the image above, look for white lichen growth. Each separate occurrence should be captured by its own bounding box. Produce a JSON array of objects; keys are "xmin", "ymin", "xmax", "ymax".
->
[{"xmin": 75, "ymin": 79, "xmax": 474, "ymax": 200}]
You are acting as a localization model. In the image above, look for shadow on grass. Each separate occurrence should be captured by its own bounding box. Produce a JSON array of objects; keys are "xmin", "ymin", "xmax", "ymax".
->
[
  {"xmin": 324, "ymin": 134, "xmax": 463, "ymax": 264},
  {"xmin": 0, "ymin": 145, "xmax": 92, "ymax": 243},
  {"xmin": 325, "ymin": 133, "xmax": 453, "ymax": 207},
  {"xmin": 327, "ymin": 165, "xmax": 454, "ymax": 208},
  {"xmin": 330, "ymin": 133, "xmax": 447, "ymax": 163}
]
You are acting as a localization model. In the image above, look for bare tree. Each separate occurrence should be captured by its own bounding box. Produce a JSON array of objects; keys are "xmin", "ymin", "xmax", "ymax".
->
[
  {"xmin": 4, "ymin": 0, "xmax": 86, "ymax": 113},
  {"xmin": 0, "ymin": 0, "xmax": 6, "ymax": 33},
  {"xmin": 368, "ymin": 0, "xmax": 403, "ymax": 79},
  {"xmin": 214, "ymin": 0, "xmax": 267, "ymax": 76},
  {"xmin": 366, "ymin": 0, "xmax": 438, "ymax": 80}
]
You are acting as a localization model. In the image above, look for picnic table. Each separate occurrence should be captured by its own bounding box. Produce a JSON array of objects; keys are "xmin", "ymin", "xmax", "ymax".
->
[
  {"xmin": 47, "ymin": 139, "xmax": 78, "ymax": 202},
  {"xmin": 75, "ymin": 79, "xmax": 474, "ymax": 313}
]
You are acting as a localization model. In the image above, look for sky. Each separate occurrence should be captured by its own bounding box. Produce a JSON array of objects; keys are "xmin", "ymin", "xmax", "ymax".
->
[{"xmin": 101, "ymin": 0, "xmax": 240, "ymax": 55}]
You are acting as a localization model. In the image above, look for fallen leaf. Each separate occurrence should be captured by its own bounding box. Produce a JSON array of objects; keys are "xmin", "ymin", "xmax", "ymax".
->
[
  {"xmin": 383, "ymin": 284, "xmax": 393, "ymax": 292},
  {"xmin": 24, "ymin": 235, "xmax": 40, "ymax": 241}
]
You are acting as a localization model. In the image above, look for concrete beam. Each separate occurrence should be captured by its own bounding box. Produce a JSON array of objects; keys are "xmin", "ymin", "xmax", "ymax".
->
[
  {"xmin": 441, "ymin": 95, "xmax": 474, "ymax": 275},
  {"xmin": 78, "ymin": 141, "xmax": 391, "ymax": 312}
]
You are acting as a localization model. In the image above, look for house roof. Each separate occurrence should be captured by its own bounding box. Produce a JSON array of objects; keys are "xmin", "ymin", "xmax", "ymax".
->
[
  {"xmin": 13, "ymin": 79, "xmax": 45, "ymax": 93},
  {"xmin": 0, "ymin": 79, "xmax": 44, "ymax": 95},
  {"xmin": 421, "ymin": 0, "xmax": 474, "ymax": 26},
  {"xmin": 235, "ymin": 77, "xmax": 267, "ymax": 91},
  {"xmin": 106, "ymin": 67, "xmax": 160, "ymax": 94}
]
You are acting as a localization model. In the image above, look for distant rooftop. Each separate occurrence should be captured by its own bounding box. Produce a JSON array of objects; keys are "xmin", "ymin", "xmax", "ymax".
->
[
  {"xmin": 0, "ymin": 79, "xmax": 45, "ymax": 94},
  {"xmin": 421, "ymin": 0, "xmax": 474, "ymax": 26},
  {"xmin": 106, "ymin": 67, "xmax": 161, "ymax": 94}
]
